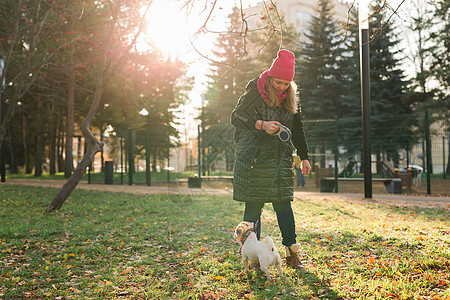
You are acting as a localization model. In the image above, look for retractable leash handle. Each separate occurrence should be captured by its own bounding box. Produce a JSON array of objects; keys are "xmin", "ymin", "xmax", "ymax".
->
[{"xmin": 272, "ymin": 125, "xmax": 296, "ymax": 152}]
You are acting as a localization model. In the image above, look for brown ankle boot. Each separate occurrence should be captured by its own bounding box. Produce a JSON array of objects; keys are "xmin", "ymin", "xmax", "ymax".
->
[{"xmin": 285, "ymin": 244, "xmax": 305, "ymax": 270}]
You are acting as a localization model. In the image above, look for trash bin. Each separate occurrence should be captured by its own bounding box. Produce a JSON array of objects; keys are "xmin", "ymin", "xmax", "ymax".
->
[
  {"xmin": 188, "ymin": 176, "xmax": 201, "ymax": 188},
  {"xmin": 320, "ymin": 178, "xmax": 335, "ymax": 192},
  {"xmin": 105, "ymin": 160, "xmax": 114, "ymax": 185}
]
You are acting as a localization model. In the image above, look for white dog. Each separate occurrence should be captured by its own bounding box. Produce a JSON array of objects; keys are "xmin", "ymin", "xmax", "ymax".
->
[{"xmin": 234, "ymin": 221, "xmax": 283, "ymax": 281}]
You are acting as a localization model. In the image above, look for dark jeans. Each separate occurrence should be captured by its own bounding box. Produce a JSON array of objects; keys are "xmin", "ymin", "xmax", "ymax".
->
[
  {"xmin": 243, "ymin": 201, "xmax": 297, "ymax": 247},
  {"xmin": 295, "ymin": 168, "xmax": 306, "ymax": 187}
]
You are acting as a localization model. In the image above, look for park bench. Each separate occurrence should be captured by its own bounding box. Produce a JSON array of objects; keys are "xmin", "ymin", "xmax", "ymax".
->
[
  {"xmin": 188, "ymin": 176, "xmax": 233, "ymax": 188},
  {"xmin": 320, "ymin": 177, "xmax": 402, "ymax": 194}
]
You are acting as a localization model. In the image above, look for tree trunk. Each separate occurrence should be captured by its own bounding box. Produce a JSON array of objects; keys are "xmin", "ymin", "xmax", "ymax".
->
[
  {"xmin": 152, "ymin": 153, "xmax": 157, "ymax": 172},
  {"xmin": 46, "ymin": 1, "xmax": 147, "ymax": 212},
  {"xmin": 46, "ymin": 56, "xmax": 107, "ymax": 212},
  {"xmin": 447, "ymin": 130, "xmax": 450, "ymax": 175},
  {"xmin": 76, "ymin": 135, "xmax": 82, "ymax": 168},
  {"xmin": 49, "ymin": 100, "xmax": 57, "ymax": 175},
  {"xmin": 35, "ymin": 95, "xmax": 44, "ymax": 176},
  {"xmin": 64, "ymin": 72, "xmax": 75, "ymax": 178},
  {"xmin": 100, "ymin": 128, "xmax": 104, "ymax": 172},
  {"xmin": 57, "ymin": 116, "xmax": 65, "ymax": 173},
  {"xmin": 22, "ymin": 112, "xmax": 31, "ymax": 174},
  {"xmin": 7, "ymin": 126, "xmax": 16, "ymax": 173}
]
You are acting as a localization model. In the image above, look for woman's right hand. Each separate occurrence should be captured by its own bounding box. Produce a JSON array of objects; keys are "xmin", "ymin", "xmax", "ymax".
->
[{"xmin": 262, "ymin": 121, "xmax": 281, "ymax": 135}]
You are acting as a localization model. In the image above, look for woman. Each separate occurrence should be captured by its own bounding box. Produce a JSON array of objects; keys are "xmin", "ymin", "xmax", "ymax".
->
[{"xmin": 231, "ymin": 49, "xmax": 311, "ymax": 269}]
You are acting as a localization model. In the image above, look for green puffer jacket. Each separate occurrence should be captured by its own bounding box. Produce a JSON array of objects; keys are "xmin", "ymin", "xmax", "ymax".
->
[{"xmin": 231, "ymin": 78, "xmax": 309, "ymax": 203}]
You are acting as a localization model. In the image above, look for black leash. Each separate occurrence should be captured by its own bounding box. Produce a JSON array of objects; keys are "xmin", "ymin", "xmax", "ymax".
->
[{"xmin": 255, "ymin": 125, "xmax": 296, "ymax": 233}]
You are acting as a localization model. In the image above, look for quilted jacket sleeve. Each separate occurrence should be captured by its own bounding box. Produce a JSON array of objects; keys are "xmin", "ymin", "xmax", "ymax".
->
[
  {"xmin": 230, "ymin": 88, "xmax": 261, "ymax": 131},
  {"xmin": 291, "ymin": 104, "xmax": 310, "ymax": 160}
]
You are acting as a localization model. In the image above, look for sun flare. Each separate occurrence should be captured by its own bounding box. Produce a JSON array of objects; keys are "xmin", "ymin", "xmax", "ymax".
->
[{"xmin": 139, "ymin": 1, "xmax": 205, "ymax": 61}]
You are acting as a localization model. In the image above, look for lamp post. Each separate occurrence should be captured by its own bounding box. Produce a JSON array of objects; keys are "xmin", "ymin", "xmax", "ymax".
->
[
  {"xmin": 359, "ymin": 0, "xmax": 372, "ymax": 198},
  {"xmin": 0, "ymin": 56, "xmax": 5, "ymax": 183}
]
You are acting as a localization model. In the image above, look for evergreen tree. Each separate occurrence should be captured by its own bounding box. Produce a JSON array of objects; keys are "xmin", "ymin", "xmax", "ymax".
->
[
  {"xmin": 297, "ymin": 0, "xmax": 346, "ymax": 118},
  {"xmin": 429, "ymin": 0, "xmax": 450, "ymax": 174},
  {"xmin": 338, "ymin": 8, "xmax": 362, "ymax": 158},
  {"xmin": 203, "ymin": 6, "xmax": 255, "ymax": 126},
  {"xmin": 249, "ymin": 7, "xmax": 301, "ymax": 75},
  {"xmin": 295, "ymin": 0, "xmax": 346, "ymax": 166},
  {"xmin": 340, "ymin": 4, "xmax": 414, "ymax": 166},
  {"xmin": 203, "ymin": 5, "xmax": 302, "ymax": 126},
  {"xmin": 430, "ymin": 0, "xmax": 450, "ymax": 102},
  {"xmin": 402, "ymin": 0, "xmax": 435, "ymax": 109}
]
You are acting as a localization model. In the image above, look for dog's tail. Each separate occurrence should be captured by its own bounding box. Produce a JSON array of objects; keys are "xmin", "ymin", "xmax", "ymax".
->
[{"xmin": 264, "ymin": 236, "xmax": 275, "ymax": 251}]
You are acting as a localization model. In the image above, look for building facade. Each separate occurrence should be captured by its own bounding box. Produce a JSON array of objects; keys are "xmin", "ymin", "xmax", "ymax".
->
[{"xmin": 244, "ymin": 0, "xmax": 350, "ymax": 39}]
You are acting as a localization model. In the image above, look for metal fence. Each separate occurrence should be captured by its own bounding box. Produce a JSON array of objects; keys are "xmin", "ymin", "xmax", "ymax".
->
[
  {"xmin": 87, "ymin": 128, "xmax": 182, "ymax": 186},
  {"xmin": 92, "ymin": 112, "xmax": 449, "ymax": 195},
  {"xmin": 303, "ymin": 112, "xmax": 449, "ymax": 196}
]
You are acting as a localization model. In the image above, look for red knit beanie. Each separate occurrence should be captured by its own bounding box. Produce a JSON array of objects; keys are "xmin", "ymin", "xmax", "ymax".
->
[{"xmin": 267, "ymin": 49, "xmax": 295, "ymax": 81}]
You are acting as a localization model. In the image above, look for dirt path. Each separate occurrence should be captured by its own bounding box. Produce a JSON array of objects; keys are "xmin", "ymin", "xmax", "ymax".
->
[{"xmin": 3, "ymin": 179, "xmax": 450, "ymax": 209}]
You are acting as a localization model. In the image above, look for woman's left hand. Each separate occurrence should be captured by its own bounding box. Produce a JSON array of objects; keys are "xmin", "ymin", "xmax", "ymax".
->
[{"xmin": 302, "ymin": 160, "xmax": 311, "ymax": 175}]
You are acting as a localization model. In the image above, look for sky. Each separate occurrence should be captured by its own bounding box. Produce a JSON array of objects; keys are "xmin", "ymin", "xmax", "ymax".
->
[{"xmin": 139, "ymin": 0, "xmax": 260, "ymax": 60}]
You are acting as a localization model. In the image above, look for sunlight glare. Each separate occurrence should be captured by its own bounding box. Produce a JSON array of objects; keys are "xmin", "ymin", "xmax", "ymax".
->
[
  {"xmin": 139, "ymin": 1, "xmax": 202, "ymax": 61},
  {"xmin": 139, "ymin": 0, "xmax": 260, "ymax": 61}
]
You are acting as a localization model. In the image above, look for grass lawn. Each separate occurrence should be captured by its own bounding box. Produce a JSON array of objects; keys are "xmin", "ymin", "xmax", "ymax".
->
[{"xmin": 0, "ymin": 185, "xmax": 449, "ymax": 299}]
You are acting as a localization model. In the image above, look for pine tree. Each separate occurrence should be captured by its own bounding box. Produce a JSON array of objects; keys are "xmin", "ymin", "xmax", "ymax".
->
[
  {"xmin": 338, "ymin": 8, "xmax": 362, "ymax": 158},
  {"xmin": 340, "ymin": 4, "xmax": 415, "ymax": 166},
  {"xmin": 429, "ymin": 0, "xmax": 450, "ymax": 174},
  {"xmin": 430, "ymin": 0, "xmax": 450, "ymax": 101},
  {"xmin": 203, "ymin": 6, "xmax": 255, "ymax": 126},
  {"xmin": 295, "ymin": 0, "xmax": 346, "ymax": 166},
  {"xmin": 249, "ymin": 7, "xmax": 300, "ymax": 75},
  {"xmin": 203, "ymin": 5, "xmax": 301, "ymax": 125}
]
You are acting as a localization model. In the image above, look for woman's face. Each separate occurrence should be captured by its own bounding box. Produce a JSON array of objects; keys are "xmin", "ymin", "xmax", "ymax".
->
[{"xmin": 271, "ymin": 78, "xmax": 291, "ymax": 93}]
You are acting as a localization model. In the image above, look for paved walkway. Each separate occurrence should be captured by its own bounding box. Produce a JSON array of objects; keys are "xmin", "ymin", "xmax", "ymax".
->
[{"xmin": 3, "ymin": 179, "xmax": 450, "ymax": 209}]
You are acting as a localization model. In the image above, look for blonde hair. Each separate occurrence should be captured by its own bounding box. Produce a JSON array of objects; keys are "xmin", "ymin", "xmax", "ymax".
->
[{"xmin": 267, "ymin": 77, "xmax": 298, "ymax": 114}]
